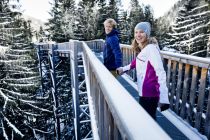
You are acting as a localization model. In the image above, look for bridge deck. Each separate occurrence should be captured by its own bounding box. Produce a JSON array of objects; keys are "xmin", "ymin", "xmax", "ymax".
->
[{"xmin": 116, "ymin": 75, "xmax": 190, "ymax": 140}]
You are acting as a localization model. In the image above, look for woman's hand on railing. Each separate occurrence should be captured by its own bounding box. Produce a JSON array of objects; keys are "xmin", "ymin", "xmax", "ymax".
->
[{"xmin": 116, "ymin": 67, "xmax": 124, "ymax": 75}]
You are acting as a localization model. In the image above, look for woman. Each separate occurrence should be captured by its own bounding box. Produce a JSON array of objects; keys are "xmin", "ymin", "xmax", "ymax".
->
[{"xmin": 117, "ymin": 22, "xmax": 169, "ymax": 119}]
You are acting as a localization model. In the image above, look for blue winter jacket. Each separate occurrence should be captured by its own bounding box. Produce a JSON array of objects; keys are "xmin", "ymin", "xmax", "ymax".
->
[{"xmin": 103, "ymin": 29, "xmax": 122, "ymax": 70}]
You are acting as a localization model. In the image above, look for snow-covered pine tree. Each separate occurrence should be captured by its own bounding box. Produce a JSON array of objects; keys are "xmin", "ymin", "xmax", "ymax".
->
[
  {"xmin": 95, "ymin": 0, "xmax": 122, "ymax": 40},
  {"xmin": 156, "ymin": 0, "xmax": 184, "ymax": 50},
  {"xmin": 95, "ymin": 0, "xmax": 108, "ymax": 39},
  {"xmin": 106, "ymin": 0, "xmax": 120, "ymax": 22},
  {"xmin": 55, "ymin": 58, "xmax": 74, "ymax": 139},
  {"xmin": 36, "ymin": 26, "xmax": 47, "ymax": 42},
  {"xmin": 61, "ymin": 0, "xmax": 77, "ymax": 40},
  {"xmin": 162, "ymin": 0, "xmax": 210, "ymax": 57},
  {"xmin": 118, "ymin": 9, "xmax": 131, "ymax": 44},
  {"xmin": 144, "ymin": 5, "xmax": 157, "ymax": 37},
  {"xmin": 128, "ymin": 0, "xmax": 145, "ymax": 39},
  {"xmin": 75, "ymin": 0, "xmax": 98, "ymax": 40},
  {"xmin": 46, "ymin": 0, "xmax": 67, "ymax": 43},
  {"xmin": 0, "ymin": 0, "xmax": 52, "ymax": 139}
]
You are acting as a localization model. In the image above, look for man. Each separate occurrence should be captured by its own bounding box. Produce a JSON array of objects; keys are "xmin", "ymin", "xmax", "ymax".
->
[{"xmin": 103, "ymin": 18, "xmax": 122, "ymax": 77}]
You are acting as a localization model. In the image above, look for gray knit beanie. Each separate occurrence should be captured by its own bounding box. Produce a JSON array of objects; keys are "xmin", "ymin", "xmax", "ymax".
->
[{"xmin": 135, "ymin": 22, "xmax": 151, "ymax": 38}]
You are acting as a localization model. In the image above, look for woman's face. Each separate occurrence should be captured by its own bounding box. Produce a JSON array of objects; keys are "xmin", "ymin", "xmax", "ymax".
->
[
  {"xmin": 104, "ymin": 22, "xmax": 113, "ymax": 34},
  {"xmin": 134, "ymin": 29, "xmax": 147, "ymax": 44}
]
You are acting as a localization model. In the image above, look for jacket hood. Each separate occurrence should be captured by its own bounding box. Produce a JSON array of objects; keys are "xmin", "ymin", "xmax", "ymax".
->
[{"xmin": 106, "ymin": 29, "xmax": 119, "ymax": 37}]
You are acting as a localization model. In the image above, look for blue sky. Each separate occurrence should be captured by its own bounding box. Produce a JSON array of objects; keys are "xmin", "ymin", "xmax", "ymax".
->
[{"xmin": 20, "ymin": 0, "xmax": 179, "ymax": 22}]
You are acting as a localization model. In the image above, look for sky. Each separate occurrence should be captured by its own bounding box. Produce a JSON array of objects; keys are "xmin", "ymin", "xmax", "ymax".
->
[
  {"xmin": 124, "ymin": 0, "xmax": 179, "ymax": 18},
  {"xmin": 20, "ymin": 0, "xmax": 179, "ymax": 22},
  {"xmin": 20, "ymin": 0, "xmax": 52, "ymax": 22}
]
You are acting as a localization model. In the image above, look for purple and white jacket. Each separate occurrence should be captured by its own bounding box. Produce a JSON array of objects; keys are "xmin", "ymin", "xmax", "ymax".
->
[{"xmin": 123, "ymin": 44, "xmax": 169, "ymax": 104}]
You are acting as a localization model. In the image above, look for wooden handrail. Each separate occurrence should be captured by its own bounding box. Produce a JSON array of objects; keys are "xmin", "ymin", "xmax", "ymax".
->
[
  {"xmin": 36, "ymin": 39, "xmax": 210, "ymax": 139},
  {"xmin": 82, "ymin": 41, "xmax": 171, "ymax": 140},
  {"xmin": 85, "ymin": 39, "xmax": 210, "ymax": 139}
]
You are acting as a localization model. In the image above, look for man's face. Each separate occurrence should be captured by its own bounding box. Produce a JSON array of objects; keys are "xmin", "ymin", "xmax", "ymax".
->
[{"xmin": 104, "ymin": 23, "xmax": 113, "ymax": 34}]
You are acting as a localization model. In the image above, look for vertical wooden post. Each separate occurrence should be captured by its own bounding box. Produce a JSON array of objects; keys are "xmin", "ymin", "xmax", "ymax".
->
[
  {"xmin": 205, "ymin": 89, "xmax": 210, "ymax": 139},
  {"xmin": 167, "ymin": 60, "xmax": 172, "ymax": 107},
  {"xmin": 70, "ymin": 41, "xmax": 80, "ymax": 140},
  {"xmin": 171, "ymin": 61, "xmax": 178, "ymax": 110},
  {"xmin": 180, "ymin": 64, "xmax": 190, "ymax": 118},
  {"xmin": 175, "ymin": 62, "xmax": 183, "ymax": 114},
  {"xmin": 195, "ymin": 68, "xmax": 207, "ymax": 130},
  {"xmin": 187, "ymin": 66, "xmax": 198, "ymax": 124}
]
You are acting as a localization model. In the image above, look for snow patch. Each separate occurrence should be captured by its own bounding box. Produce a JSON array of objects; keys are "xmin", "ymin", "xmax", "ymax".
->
[
  {"xmin": 0, "ymin": 46, "xmax": 8, "ymax": 56},
  {"xmin": 162, "ymin": 110, "xmax": 208, "ymax": 140}
]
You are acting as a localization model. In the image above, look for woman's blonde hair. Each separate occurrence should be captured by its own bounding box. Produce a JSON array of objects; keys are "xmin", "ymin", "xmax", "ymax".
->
[
  {"xmin": 103, "ymin": 18, "xmax": 117, "ymax": 28},
  {"xmin": 131, "ymin": 37, "xmax": 158, "ymax": 54},
  {"xmin": 131, "ymin": 39, "xmax": 141, "ymax": 54}
]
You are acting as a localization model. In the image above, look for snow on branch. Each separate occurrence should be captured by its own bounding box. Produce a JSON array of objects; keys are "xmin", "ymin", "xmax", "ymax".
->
[
  {"xmin": 4, "ymin": 76, "xmax": 39, "ymax": 83},
  {"xmin": 0, "ymin": 45, "xmax": 8, "ymax": 56},
  {"xmin": 19, "ymin": 99, "xmax": 37, "ymax": 104},
  {"xmin": 5, "ymin": 53, "xmax": 30, "ymax": 58},
  {"xmin": 191, "ymin": 49, "xmax": 207, "ymax": 56},
  {"xmin": 0, "ymin": 59, "xmax": 35, "ymax": 64},
  {"xmin": 0, "ymin": 21, "xmax": 15, "ymax": 25},
  {"xmin": 26, "ymin": 103, "xmax": 53, "ymax": 113},
  {"xmin": 9, "ymin": 49, "xmax": 32, "ymax": 53},
  {"xmin": 32, "ymin": 127, "xmax": 52, "ymax": 134},
  {"xmin": 15, "ymin": 106, "xmax": 43, "ymax": 117},
  {"xmin": 0, "ymin": 88, "xmax": 29, "ymax": 97},
  {"xmin": 22, "ymin": 111, "xmax": 43, "ymax": 117},
  {"xmin": 1, "ymin": 120, "xmax": 9, "ymax": 140},
  {"xmin": 1, "ymin": 69, "xmax": 36, "ymax": 74},
  {"xmin": 5, "ymin": 66, "xmax": 37, "ymax": 72},
  {"xmin": 190, "ymin": 4, "xmax": 209, "ymax": 12},
  {"xmin": 169, "ymin": 24, "xmax": 209, "ymax": 36},
  {"xmin": 0, "ymin": 89, "xmax": 15, "ymax": 110},
  {"xmin": 7, "ymin": 83, "xmax": 37, "ymax": 88},
  {"xmin": 3, "ymin": 114, "xmax": 24, "ymax": 137}
]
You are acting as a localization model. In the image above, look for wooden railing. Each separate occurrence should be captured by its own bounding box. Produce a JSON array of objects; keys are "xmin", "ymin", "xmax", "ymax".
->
[
  {"xmin": 161, "ymin": 51, "xmax": 210, "ymax": 138},
  {"xmin": 82, "ymin": 41, "xmax": 171, "ymax": 140},
  {"xmin": 37, "ymin": 40, "xmax": 210, "ymax": 139},
  {"xmin": 86, "ymin": 40, "xmax": 210, "ymax": 139}
]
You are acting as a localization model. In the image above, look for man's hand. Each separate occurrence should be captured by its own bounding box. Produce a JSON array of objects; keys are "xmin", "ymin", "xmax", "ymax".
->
[{"xmin": 116, "ymin": 67, "xmax": 124, "ymax": 75}]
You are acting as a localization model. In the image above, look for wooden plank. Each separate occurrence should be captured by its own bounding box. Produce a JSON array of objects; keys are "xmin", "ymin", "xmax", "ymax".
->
[
  {"xmin": 103, "ymin": 100, "xmax": 109, "ymax": 140},
  {"xmin": 92, "ymin": 74, "xmax": 96, "ymax": 111},
  {"xmin": 170, "ymin": 61, "xmax": 178, "ymax": 110},
  {"xmin": 187, "ymin": 66, "xmax": 198, "ymax": 124},
  {"xmin": 108, "ymin": 110, "xmax": 114, "ymax": 140},
  {"xmin": 99, "ymin": 89, "xmax": 104, "ymax": 139},
  {"xmin": 166, "ymin": 60, "xmax": 172, "ymax": 97},
  {"xmin": 162, "ymin": 55, "xmax": 210, "ymax": 68},
  {"xmin": 175, "ymin": 62, "xmax": 183, "ymax": 114},
  {"xmin": 114, "ymin": 122, "xmax": 121, "ymax": 140},
  {"xmin": 95, "ymin": 83, "xmax": 99, "ymax": 126},
  {"xmin": 195, "ymin": 68, "xmax": 208, "ymax": 130},
  {"xmin": 167, "ymin": 60, "xmax": 173, "ymax": 108},
  {"xmin": 180, "ymin": 64, "xmax": 190, "ymax": 118},
  {"xmin": 205, "ymin": 89, "xmax": 210, "ymax": 139}
]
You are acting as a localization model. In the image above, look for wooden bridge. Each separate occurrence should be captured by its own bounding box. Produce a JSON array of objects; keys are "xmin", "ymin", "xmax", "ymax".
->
[{"xmin": 35, "ymin": 40, "xmax": 210, "ymax": 140}]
